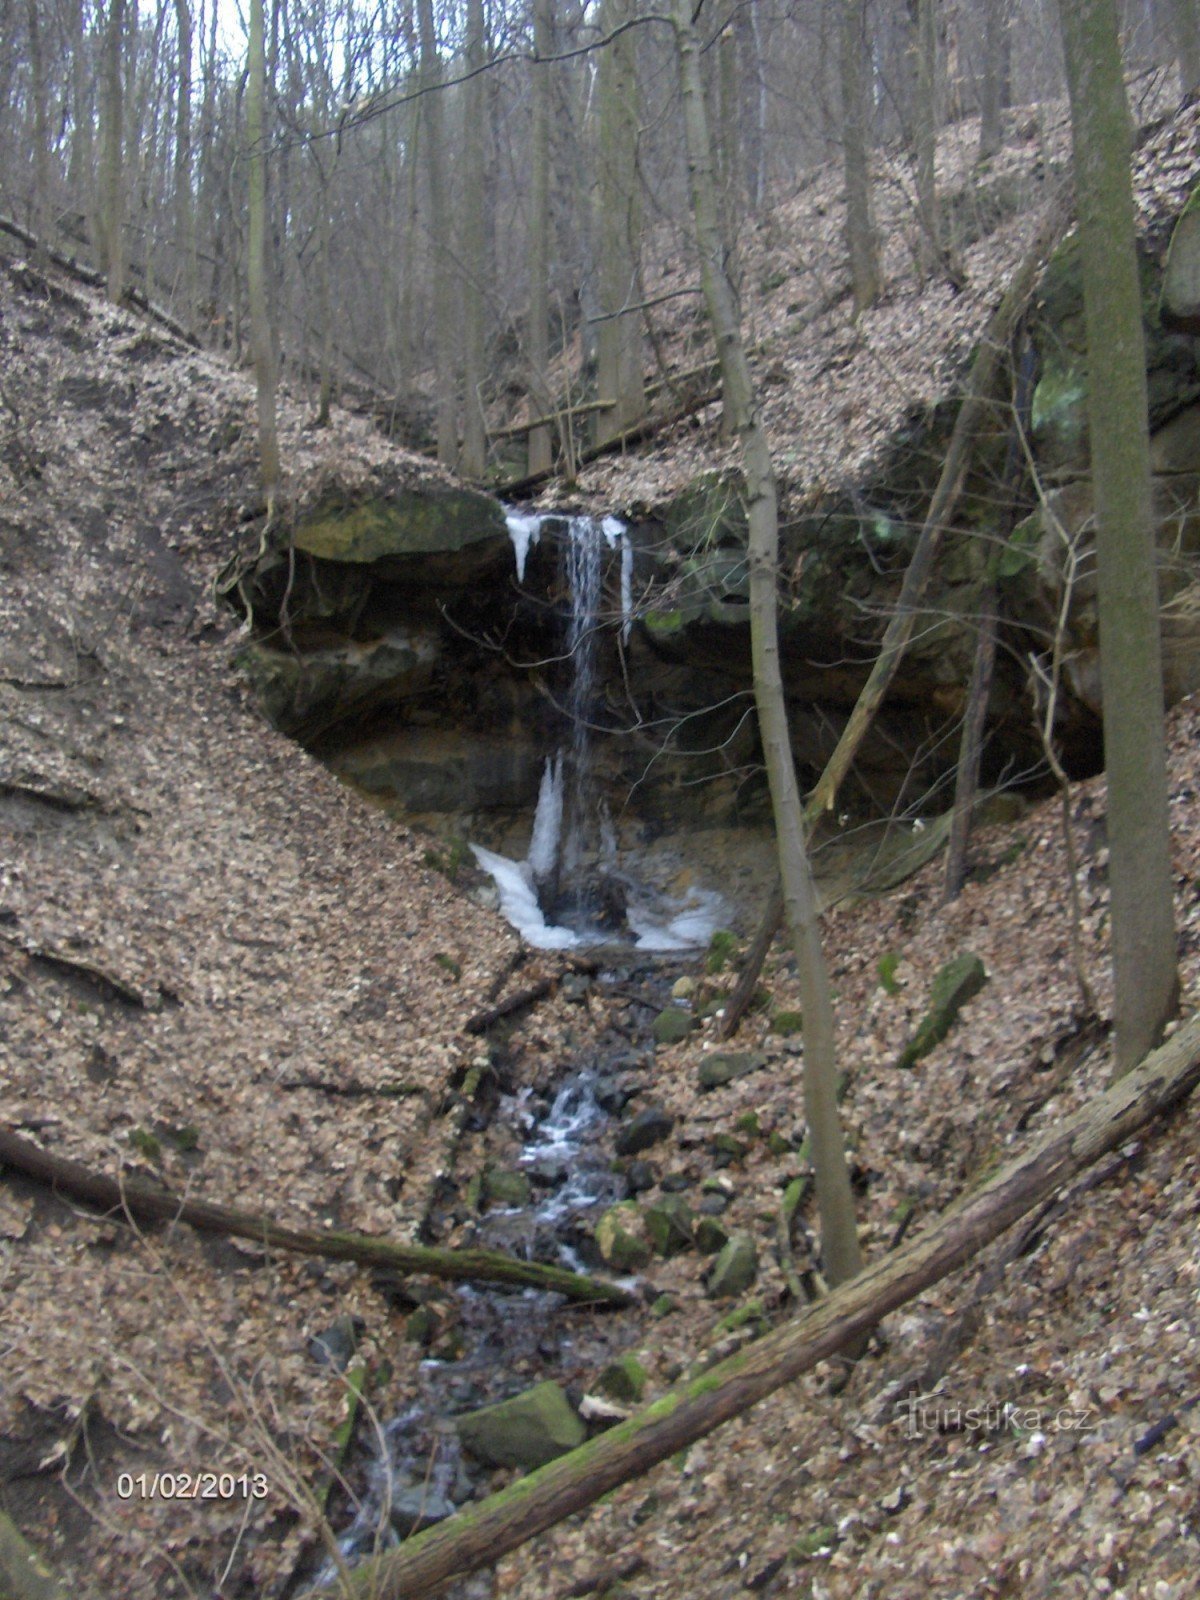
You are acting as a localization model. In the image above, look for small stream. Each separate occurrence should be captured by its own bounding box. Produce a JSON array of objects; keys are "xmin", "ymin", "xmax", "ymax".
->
[{"xmin": 325, "ymin": 1016, "xmax": 658, "ymax": 1572}]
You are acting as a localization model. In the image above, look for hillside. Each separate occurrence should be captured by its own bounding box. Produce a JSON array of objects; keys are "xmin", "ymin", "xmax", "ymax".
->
[{"xmin": 1, "ymin": 99, "xmax": 1199, "ymax": 1600}]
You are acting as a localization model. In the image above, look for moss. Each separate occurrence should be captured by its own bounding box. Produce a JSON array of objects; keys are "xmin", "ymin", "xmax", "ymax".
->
[
  {"xmin": 876, "ymin": 951, "xmax": 903, "ymax": 996},
  {"xmin": 433, "ymin": 952, "xmax": 462, "ymax": 980},
  {"xmin": 772, "ymin": 1008, "xmax": 803, "ymax": 1035},
  {"xmin": 705, "ymin": 928, "xmax": 740, "ymax": 974},
  {"xmin": 643, "ymin": 608, "xmax": 685, "ymax": 635},
  {"xmin": 293, "ymin": 486, "xmax": 506, "ymax": 563},
  {"xmin": 127, "ymin": 1128, "xmax": 162, "ymax": 1164}
]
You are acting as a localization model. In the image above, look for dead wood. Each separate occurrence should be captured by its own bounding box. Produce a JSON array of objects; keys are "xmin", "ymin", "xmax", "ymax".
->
[
  {"xmin": 315, "ymin": 1010, "xmax": 1200, "ymax": 1600},
  {"xmin": 0, "ymin": 1126, "xmax": 634, "ymax": 1307},
  {"xmin": 464, "ymin": 977, "xmax": 556, "ymax": 1034}
]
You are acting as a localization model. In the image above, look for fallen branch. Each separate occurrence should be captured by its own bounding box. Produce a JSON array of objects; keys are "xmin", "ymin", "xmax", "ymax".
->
[
  {"xmin": 464, "ymin": 977, "xmax": 555, "ymax": 1034},
  {"xmin": 719, "ymin": 188, "xmax": 1072, "ymax": 1040},
  {"xmin": 315, "ymin": 1011, "xmax": 1200, "ymax": 1599},
  {"xmin": 0, "ymin": 1127, "xmax": 634, "ymax": 1307}
]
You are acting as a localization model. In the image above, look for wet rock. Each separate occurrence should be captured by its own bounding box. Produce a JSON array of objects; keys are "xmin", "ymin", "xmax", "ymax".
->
[
  {"xmin": 707, "ymin": 1234, "xmax": 758, "ymax": 1299},
  {"xmin": 698, "ymin": 1191, "xmax": 731, "ymax": 1216},
  {"xmin": 594, "ymin": 1201, "xmax": 652, "ymax": 1271},
  {"xmin": 697, "ymin": 1050, "xmax": 766, "ymax": 1090},
  {"xmin": 390, "ymin": 1484, "xmax": 457, "ymax": 1537},
  {"xmin": 483, "ymin": 1167, "xmax": 532, "ymax": 1207},
  {"xmin": 659, "ymin": 1171, "xmax": 691, "ymax": 1193},
  {"xmin": 599, "ymin": 1354, "xmax": 648, "ymax": 1404},
  {"xmin": 651, "ymin": 1008, "xmax": 693, "ymax": 1046},
  {"xmin": 615, "ymin": 1104, "xmax": 674, "ymax": 1156},
  {"xmin": 594, "ymin": 1075, "xmax": 634, "ymax": 1115},
  {"xmin": 898, "ymin": 952, "xmax": 989, "ymax": 1069},
  {"xmin": 623, "ymin": 1160, "xmax": 656, "ymax": 1196},
  {"xmin": 695, "ymin": 1216, "xmax": 730, "ymax": 1255},
  {"xmin": 454, "ymin": 1380, "xmax": 586, "ymax": 1470},
  {"xmin": 643, "ymin": 1195, "xmax": 694, "ymax": 1258},
  {"xmin": 309, "ymin": 1314, "xmax": 363, "ymax": 1370}
]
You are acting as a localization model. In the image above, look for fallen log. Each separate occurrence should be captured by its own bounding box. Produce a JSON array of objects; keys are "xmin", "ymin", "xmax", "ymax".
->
[
  {"xmin": 0, "ymin": 1127, "xmax": 633, "ymax": 1307},
  {"xmin": 314, "ymin": 1011, "xmax": 1200, "ymax": 1599},
  {"xmin": 719, "ymin": 187, "xmax": 1072, "ymax": 1040},
  {"xmin": 464, "ymin": 977, "xmax": 555, "ymax": 1034}
]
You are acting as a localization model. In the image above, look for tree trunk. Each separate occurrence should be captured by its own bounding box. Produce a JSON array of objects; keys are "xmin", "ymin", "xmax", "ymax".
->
[
  {"xmin": 943, "ymin": 581, "xmax": 997, "ymax": 901},
  {"xmin": 0, "ymin": 1126, "xmax": 633, "ymax": 1307},
  {"xmin": 674, "ymin": 0, "xmax": 862, "ymax": 1292},
  {"xmin": 173, "ymin": 0, "xmax": 196, "ymax": 331},
  {"xmin": 593, "ymin": 0, "xmax": 644, "ymax": 449},
  {"xmin": 99, "ymin": 0, "xmax": 126, "ymax": 301},
  {"xmin": 418, "ymin": 0, "xmax": 458, "ymax": 470},
  {"xmin": 915, "ymin": 0, "xmax": 942, "ymax": 276},
  {"xmin": 308, "ymin": 1012, "xmax": 1200, "ymax": 1600},
  {"xmin": 979, "ymin": 1, "xmax": 1012, "ymax": 159},
  {"xmin": 840, "ymin": 0, "xmax": 881, "ymax": 313},
  {"xmin": 527, "ymin": 0, "xmax": 553, "ymax": 478},
  {"xmin": 459, "ymin": 0, "xmax": 488, "ymax": 478},
  {"xmin": 1058, "ymin": 0, "xmax": 1179, "ymax": 1076},
  {"xmin": 1170, "ymin": 0, "xmax": 1200, "ymax": 102},
  {"xmin": 247, "ymin": 0, "xmax": 280, "ymax": 510}
]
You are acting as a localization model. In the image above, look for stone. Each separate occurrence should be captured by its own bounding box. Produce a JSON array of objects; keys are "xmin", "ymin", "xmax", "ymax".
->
[
  {"xmin": 455, "ymin": 1380, "xmax": 586, "ymax": 1470},
  {"xmin": 309, "ymin": 1314, "xmax": 362, "ymax": 1370},
  {"xmin": 390, "ymin": 1484, "xmax": 457, "ymax": 1536},
  {"xmin": 594, "ymin": 1202, "xmax": 651, "ymax": 1271},
  {"xmin": 622, "ymin": 1160, "xmax": 656, "ymax": 1196},
  {"xmin": 698, "ymin": 1191, "xmax": 731, "ymax": 1217},
  {"xmin": 695, "ymin": 1216, "xmax": 729, "ymax": 1255},
  {"xmin": 671, "ymin": 975, "xmax": 698, "ymax": 1001},
  {"xmin": 293, "ymin": 485, "xmax": 507, "ymax": 566},
  {"xmin": 643, "ymin": 1195, "xmax": 694, "ymax": 1258},
  {"xmin": 651, "ymin": 1008, "xmax": 694, "ymax": 1046},
  {"xmin": 598, "ymin": 1354, "xmax": 648, "ymax": 1404},
  {"xmin": 899, "ymin": 952, "xmax": 989, "ymax": 1069},
  {"xmin": 710, "ymin": 1132, "xmax": 748, "ymax": 1167},
  {"xmin": 615, "ymin": 1104, "xmax": 674, "ymax": 1156},
  {"xmin": 594, "ymin": 1075, "xmax": 634, "ymax": 1115},
  {"xmin": 659, "ymin": 1172, "xmax": 691, "ymax": 1193},
  {"xmin": 404, "ymin": 1305, "xmax": 437, "ymax": 1346},
  {"xmin": 706, "ymin": 1233, "xmax": 758, "ymax": 1299},
  {"xmin": 483, "ymin": 1168, "xmax": 532, "ymax": 1208},
  {"xmin": 697, "ymin": 1051, "xmax": 766, "ymax": 1091}
]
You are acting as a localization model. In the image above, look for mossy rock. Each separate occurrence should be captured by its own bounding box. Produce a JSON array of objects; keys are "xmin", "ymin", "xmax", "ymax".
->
[
  {"xmin": 594, "ymin": 1201, "xmax": 652, "ymax": 1271},
  {"xmin": 294, "ymin": 485, "xmax": 507, "ymax": 564},
  {"xmin": 771, "ymin": 1009, "xmax": 803, "ymax": 1036},
  {"xmin": 599, "ymin": 1354, "xmax": 648, "ymax": 1404},
  {"xmin": 615, "ymin": 1104, "xmax": 674, "ymax": 1156},
  {"xmin": 651, "ymin": 1007, "xmax": 694, "ymax": 1046},
  {"xmin": 706, "ymin": 1233, "xmax": 758, "ymax": 1299},
  {"xmin": 695, "ymin": 1216, "xmax": 729, "ymax": 1255},
  {"xmin": 643, "ymin": 1195, "xmax": 694, "ymax": 1258},
  {"xmin": 483, "ymin": 1168, "xmax": 532, "ymax": 1208},
  {"xmin": 455, "ymin": 1380, "xmax": 586, "ymax": 1470},
  {"xmin": 696, "ymin": 1051, "xmax": 766, "ymax": 1091},
  {"xmin": 899, "ymin": 952, "xmax": 989, "ymax": 1068}
]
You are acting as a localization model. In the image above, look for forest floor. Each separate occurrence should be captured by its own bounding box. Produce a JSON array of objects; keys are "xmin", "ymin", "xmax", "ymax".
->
[{"xmin": 1, "ymin": 93, "xmax": 1198, "ymax": 1600}]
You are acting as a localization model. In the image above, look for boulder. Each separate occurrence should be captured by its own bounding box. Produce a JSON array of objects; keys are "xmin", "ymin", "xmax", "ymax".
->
[
  {"xmin": 455, "ymin": 1380, "xmax": 586, "ymax": 1470},
  {"xmin": 1161, "ymin": 187, "xmax": 1200, "ymax": 333},
  {"xmin": 651, "ymin": 1008, "xmax": 694, "ymax": 1046},
  {"xmin": 615, "ymin": 1104, "xmax": 674, "ymax": 1156},
  {"xmin": 599, "ymin": 1354, "xmax": 648, "ymax": 1404},
  {"xmin": 899, "ymin": 952, "xmax": 989, "ymax": 1069},
  {"xmin": 697, "ymin": 1050, "xmax": 767, "ymax": 1091},
  {"xmin": 594, "ymin": 1201, "xmax": 651, "ymax": 1271},
  {"xmin": 707, "ymin": 1233, "xmax": 758, "ymax": 1299},
  {"xmin": 643, "ymin": 1194, "xmax": 694, "ymax": 1258}
]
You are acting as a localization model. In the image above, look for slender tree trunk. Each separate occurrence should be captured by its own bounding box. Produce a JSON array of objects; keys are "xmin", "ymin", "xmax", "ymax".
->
[
  {"xmin": 593, "ymin": 0, "xmax": 644, "ymax": 448},
  {"xmin": 26, "ymin": 0, "xmax": 51, "ymax": 252},
  {"xmin": 306, "ymin": 1013, "xmax": 1200, "ymax": 1600},
  {"xmin": 99, "ymin": 0, "xmax": 126, "ymax": 300},
  {"xmin": 527, "ymin": 0, "xmax": 553, "ymax": 478},
  {"xmin": 417, "ymin": 0, "xmax": 458, "ymax": 469},
  {"xmin": 173, "ymin": 0, "xmax": 196, "ymax": 330},
  {"xmin": 674, "ymin": 0, "xmax": 861, "ymax": 1292},
  {"xmin": 1058, "ymin": 0, "xmax": 1179, "ymax": 1076},
  {"xmin": 915, "ymin": 0, "xmax": 941, "ymax": 277},
  {"xmin": 459, "ymin": 0, "xmax": 488, "ymax": 477},
  {"xmin": 1170, "ymin": 0, "xmax": 1200, "ymax": 101},
  {"xmin": 841, "ymin": 0, "xmax": 881, "ymax": 313},
  {"xmin": 943, "ymin": 583, "xmax": 997, "ymax": 901},
  {"xmin": 247, "ymin": 0, "xmax": 280, "ymax": 510},
  {"xmin": 979, "ymin": 1, "xmax": 1012, "ymax": 159}
]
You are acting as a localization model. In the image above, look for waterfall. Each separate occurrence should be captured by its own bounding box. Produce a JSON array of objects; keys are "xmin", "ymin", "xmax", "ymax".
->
[{"xmin": 475, "ymin": 511, "xmax": 724, "ymax": 949}]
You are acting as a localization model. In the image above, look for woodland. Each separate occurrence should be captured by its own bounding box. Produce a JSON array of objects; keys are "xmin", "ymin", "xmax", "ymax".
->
[{"xmin": 1, "ymin": 2, "xmax": 1200, "ymax": 1599}]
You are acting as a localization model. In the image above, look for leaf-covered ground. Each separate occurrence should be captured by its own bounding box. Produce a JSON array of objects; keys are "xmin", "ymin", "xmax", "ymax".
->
[{"xmin": 1, "ymin": 92, "xmax": 1198, "ymax": 1600}]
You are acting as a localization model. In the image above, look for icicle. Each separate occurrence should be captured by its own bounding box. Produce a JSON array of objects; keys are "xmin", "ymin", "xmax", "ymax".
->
[
  {"xmin": 527, "ymin": 754, "xmax": 564, "ymax": 883},
  {"xmin": 505, "ymin": 510, "xmax": 542, "ymax": 583}
]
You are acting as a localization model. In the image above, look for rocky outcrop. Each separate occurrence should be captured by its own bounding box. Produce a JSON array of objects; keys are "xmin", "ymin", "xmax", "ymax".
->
[{"xmin": 223, "ymin": 184, "xmax": 1200, "ymax": 838}]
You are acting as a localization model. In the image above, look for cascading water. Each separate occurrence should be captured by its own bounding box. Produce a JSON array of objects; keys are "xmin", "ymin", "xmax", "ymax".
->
[{"xmin": 470, "ymin": 510, "xmax": 724, "ymax": 949}]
